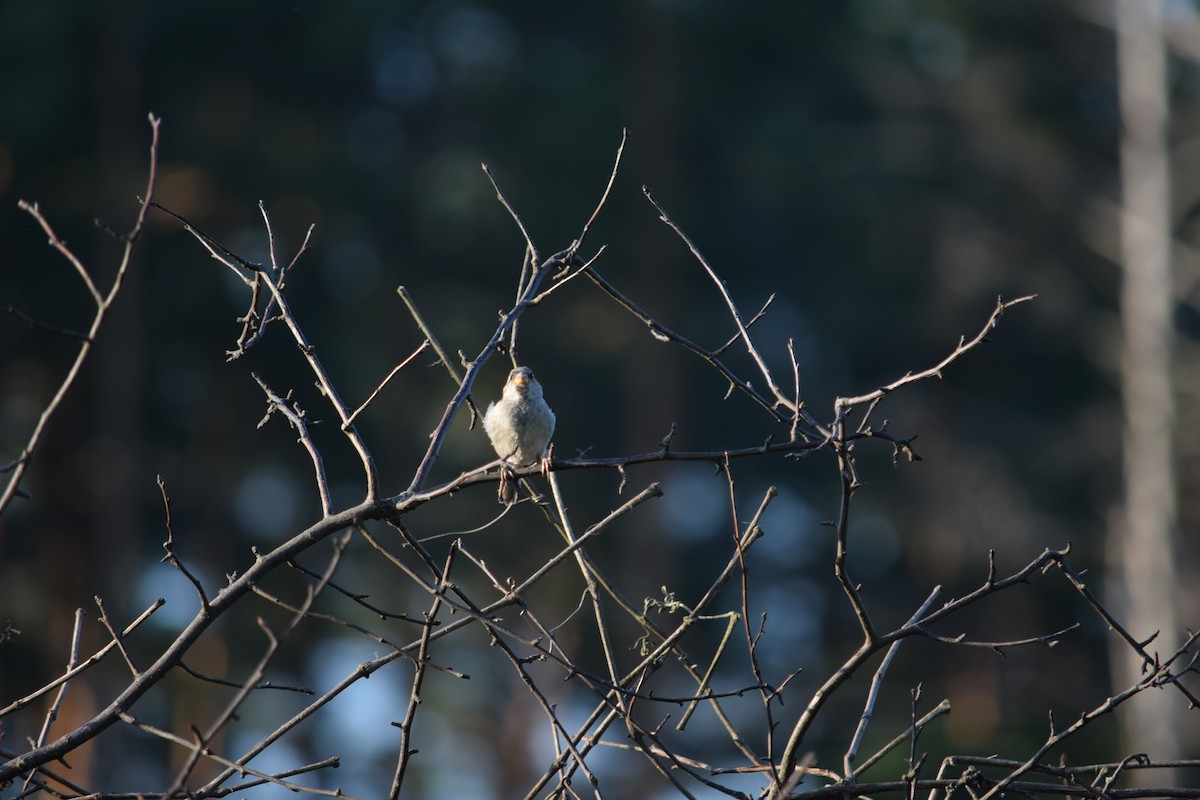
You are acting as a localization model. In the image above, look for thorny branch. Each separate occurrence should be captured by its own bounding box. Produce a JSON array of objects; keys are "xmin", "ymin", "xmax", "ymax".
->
[{"xmin": 2, "ymin": 124, "xmax": 1195, "ymax": 800}]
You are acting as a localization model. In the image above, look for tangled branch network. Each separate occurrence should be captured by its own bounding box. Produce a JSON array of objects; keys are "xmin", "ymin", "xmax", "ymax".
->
[{"xmin": 2, "ymin": 117, "xmax": 1197, "ymax": 800}]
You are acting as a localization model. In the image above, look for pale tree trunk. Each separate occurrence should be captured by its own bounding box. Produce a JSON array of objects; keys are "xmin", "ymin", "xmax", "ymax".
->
[{"xmin": 1110, "ymin": 0, "xmax": 1181, "ymax": 781}]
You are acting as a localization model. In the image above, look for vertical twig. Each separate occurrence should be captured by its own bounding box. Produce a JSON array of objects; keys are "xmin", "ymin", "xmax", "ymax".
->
[
  {"xmin": 390, "ymin": 543, "xmax": 456, "ymax": 798},
  {"xmin": 547, "ymin": 470, "xmax": 630, "ymax": 723},
  {"xmin": 157, "ymin": 475, "xmax": 209, "ymax": 610},
  {"xmin": 843, "ymin": 590, "xmax": 940, "ymax": 781},
  {"xmin": 20, "ymin": 609, "xmax": 86, "ymax": 792}
]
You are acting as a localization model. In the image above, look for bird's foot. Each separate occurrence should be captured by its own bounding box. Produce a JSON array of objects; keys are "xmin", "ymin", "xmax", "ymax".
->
[{"xmin": 497, "ymin": 463, "xmax": 517, "ymax": 505}]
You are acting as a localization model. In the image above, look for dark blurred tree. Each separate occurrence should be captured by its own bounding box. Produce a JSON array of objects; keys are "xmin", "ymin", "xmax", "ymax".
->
[{"xmin": 1110, "ymin": 0, "xmax": 1181, "ymax": 784}]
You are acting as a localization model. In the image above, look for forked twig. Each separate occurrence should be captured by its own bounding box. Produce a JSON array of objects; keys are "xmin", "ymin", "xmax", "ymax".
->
[
  {"xmin": 1, "ymin": 114, "xmax": 161, "ymax": 516},
  {"xmin": 835, "ymin": 294, "xmax": 1037, "ymax": 430},
  {"xmin": 844, "ymin": 590, "xmax": 941, "ymax": 781},
  {"xmin": 158, "ymin": 474, "xmax": 209, "ymax": 610}
]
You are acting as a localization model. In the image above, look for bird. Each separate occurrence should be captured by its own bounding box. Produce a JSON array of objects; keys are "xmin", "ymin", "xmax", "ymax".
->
[{"xmin": 483, "ymin": 366, "xmax": 556, "ymax": 504}]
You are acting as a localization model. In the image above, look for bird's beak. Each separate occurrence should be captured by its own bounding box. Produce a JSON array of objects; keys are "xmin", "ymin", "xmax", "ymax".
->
[{"xmin": 512, "ymin": 372, "xmax": 528, "ymax": 387}]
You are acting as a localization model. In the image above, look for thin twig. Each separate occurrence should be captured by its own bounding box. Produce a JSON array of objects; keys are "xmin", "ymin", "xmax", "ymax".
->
[
  {"xmin": 977, "ymin": 631, "xmax": 1200, "ymax": 800},
  {"xmin": 835, "ymin": 295, "xmax": 1037, "ymax": 428},
  {"xmin": 584, "ymin": 265, "xmax": 792, "ymax": 425},
  {"xmin": 396, "ymin": 285, "xmax": 483, "ymax": 423},
  {"xmin": 389, "ymin": 544, "xmax": 456, "ymax": 798},
  {"xmin": 548, "ymin": 469, "xmax": 630, "ymax": 727},
  {"xmin": 402, "ymin": 246, "xmax": 573, "ymax": 497},
  {"xmin": 644, "ymin": 186, "xmax": 822, "ymax": 437},
  {"xmin": 2, "ymin": 305, "xmax": 90, "ymax": 341},
  {"xmin": 482, "ymin": 162, "xmax": 540, "ymax": 267},
  {"xmin": 844, "ymin": 589, "xmax": 942, "ymax": 781},
  {"xmin": 855, "ymin": 699, "xmax": 953, "ymax": 777},
  {"xmin": 157, "ymin": 474, "xmax": 209, "ymax": 610},
  {"xmin": 20, "ymin": 609, "xmax": 85, "ymax": 792},
  {"xmin": 161, "ymin": 203, "xmax": 380, "ymax": 499},
  {"xmin": 776, "ymin": 545, "xmax": 1075, "ymax": 789},
  {"xmin": 1057, "ymin": 557, "xmax": 1200, "ymax": 708},
  {"xmin": 253, "ymin": 373, "xmax": 332, "ymax": 516},
  {"xmin": 1, "ymin": 115, "xmax": 161, "ymax": 517},
  {"xmin": 176, "ymin": 661, "xmax": 314, "ymax": 694},
  {"xmin": 345, "ymin": 338, "xmax": 432, "ymax": 429},
  {"xmin": 163, "ymin": 532, "xmax": 352, "ymax": 796},
  {"xmin": 0, "ymin": 599, "xmax": 163, "ymax": 719},
  {"xmin": 575, "ymin": 127, "xmax": 629, "ymax": 255},
  {"xmin": 119, "ymin": 712, "xmax": 347, "ymax": 797},
  {"xmin": 17, "ymin": 202, "xmax": 101, "ymax": 306},
  {"xmin": 94, "ymin": 596, "xmax": 139, "ymax": 677}
]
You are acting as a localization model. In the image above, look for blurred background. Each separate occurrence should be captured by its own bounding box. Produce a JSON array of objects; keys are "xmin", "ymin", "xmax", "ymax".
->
[{"xmin": 1, "ymin": 1, "xmax": 1198, "ymax": 797}]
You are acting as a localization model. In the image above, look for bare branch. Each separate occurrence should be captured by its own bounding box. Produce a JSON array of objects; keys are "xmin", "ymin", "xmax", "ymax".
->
[
  {"xmin": 20, "ymin": 609, "xmax": 85, "ymax": 793},
  {"xmin": 976, "ymin": 631, "xmax": 1200, "ymax": 800},
  {"xmin": 834, "ymin": 294, "xmax": 1037, "ymax": 427},
  {"xmin": 253, "ymin": 373, "xmax": 333, "ymax": 516},
  {"xmin": 1, "ymin": 115, "xmax": 161, "ymax": 517},
  {"xmin": 94, "ymin": 596, "xmax": 139, "ymax": 677},
  {"xmin": 158, "ymin": 474, "xmax": 209, "ymax": 610},
  {"xmin": 402, "ymin": 246, "xmax": 573, "ymax": 496},
  {"xmin": 855, "ymin": 699, "xmax": 953, "ymax": 777},
  {"xmin": 16, "ymin": 200, "xmax": 102, "ymax": 306},
  {"xmin": 643, "ymin": 186, "xmax": 793, "ymax": 410},
  {"xmin": 345, "ymin": 338, "xmax": 432, "ymax": 429},
  {"xmin": 585, "ymin": 265, "xmax": 792, "ymax": 424},
  {"xmin": 482, "ymin": 162, "xmax": 540, "ymax": 267},
  {"xmin": 845, "ymin": 590, "xmax": 941, "ymax": 781},
  {"xmin": 119, "ymin": 711, "xmax": 347, "ymax": 797},
  {"xmin": 396, "ymin": 285, "xmax": 485, "ymax": 424},
  {"xmin": 389, "ymin": 544, "xmax": 456, "ymax": 798},
  {"xmin": 8, "ymin": 123, "xmax": 1196, "ymax": 800},
  {"xmin": 575, "ymin": 126, "xmax": 629, "ymax": 254},
  {"xmin": 2, "ymin": 305, "xmax": 90, "ymax": 341},
  {"xmin": 163, "ymin": 532, "xmax": 352, "ymax": 796},
  {"xmin": 0, "ymin": 599, "xmax": 163, "ymax": 720}
]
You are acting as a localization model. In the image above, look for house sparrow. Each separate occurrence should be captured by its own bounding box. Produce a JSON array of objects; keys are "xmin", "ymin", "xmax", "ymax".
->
[{"xmin": 484, "ymin": 366, "xmax": 556, "ymax": 504}]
